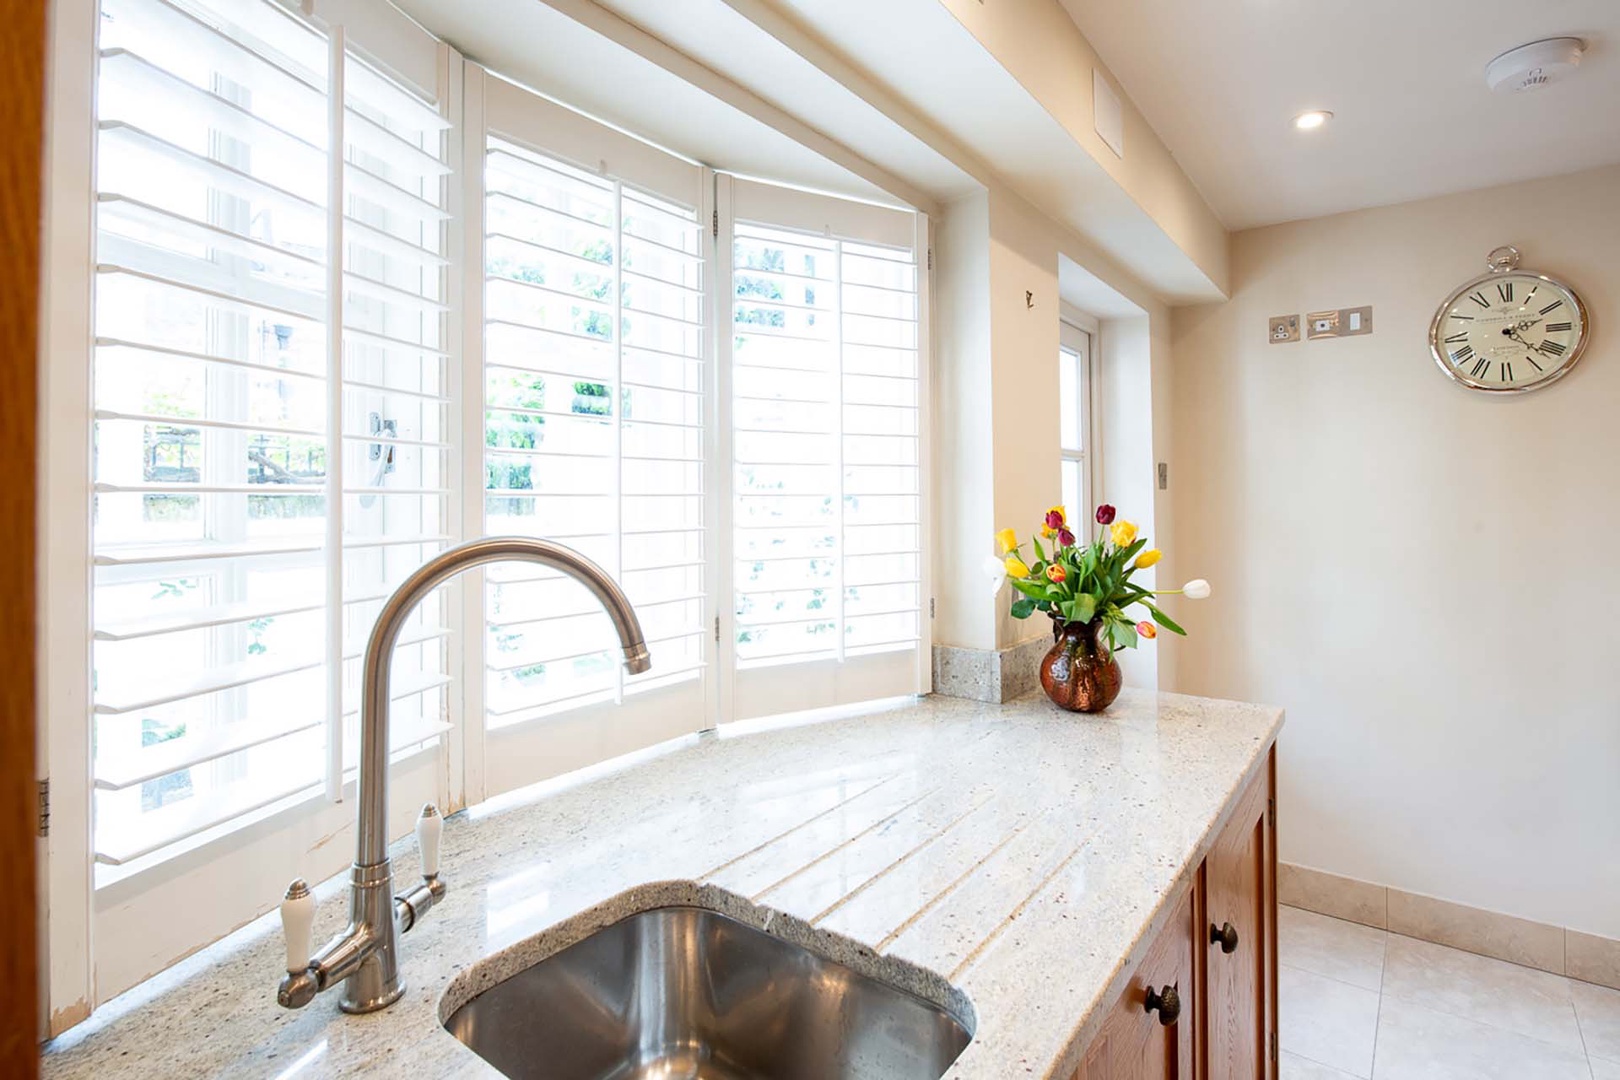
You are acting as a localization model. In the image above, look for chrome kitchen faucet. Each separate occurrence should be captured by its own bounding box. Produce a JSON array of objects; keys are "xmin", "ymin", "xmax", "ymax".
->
[{"xmin": 276, "ymin": 537, "xmax": 650, "ymax": 1013}]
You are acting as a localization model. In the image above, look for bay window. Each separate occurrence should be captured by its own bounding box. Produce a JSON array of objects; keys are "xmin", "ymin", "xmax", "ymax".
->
[{"xmin": 46, "ymin": 1, "xmax": 928, "ymax": 1029}]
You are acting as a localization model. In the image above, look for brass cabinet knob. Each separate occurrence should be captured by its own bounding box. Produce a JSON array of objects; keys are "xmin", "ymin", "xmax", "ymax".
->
[
  {"xmin": 1211, "ymin": 920, "xmax": 1239, "ymax": 954},
  {"xmin": 1143, "ymin": 983, "xmax": 1181, "ymax": 1026}
]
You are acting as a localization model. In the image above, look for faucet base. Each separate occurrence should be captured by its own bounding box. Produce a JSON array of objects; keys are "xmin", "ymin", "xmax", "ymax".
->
[
  {"xmin": 335, "ymin": 861, "xmax": 403, "ymax": 1014},
  {"xmin": 339, "ymin": 979, "xmax": 406, "ymax": 1014}
]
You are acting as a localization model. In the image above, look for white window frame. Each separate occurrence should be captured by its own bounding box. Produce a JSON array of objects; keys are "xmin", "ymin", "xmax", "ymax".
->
[
  {"xmin": 1059, "ymin": 314, "xmax": 1097, "ymax": 536},
  {"xmin": 40, "ymin": 16, "xmax": 934, "ymax": 1035},
  {"xmin": 41, "ymin": 0, "xmax": 463, "ymax": 1024},
  {"xmin": 716, "ymin": 175, "xmax": 932, "ymax": 719},
  {"xmin": 460, "ymin": 67, "xmax": 717, "ymax": 807}
]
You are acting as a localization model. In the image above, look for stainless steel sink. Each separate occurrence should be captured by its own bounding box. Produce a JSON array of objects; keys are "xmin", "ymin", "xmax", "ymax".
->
[{"xmin": 444, "ymin": 906, "xmax": 973, "ymax": 1079}]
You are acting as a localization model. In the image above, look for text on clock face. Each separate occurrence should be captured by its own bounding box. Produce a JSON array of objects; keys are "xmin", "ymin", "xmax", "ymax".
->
[{"xmin": 1443, "ymin": 275, "xmax": 1580, "ymax": 387}]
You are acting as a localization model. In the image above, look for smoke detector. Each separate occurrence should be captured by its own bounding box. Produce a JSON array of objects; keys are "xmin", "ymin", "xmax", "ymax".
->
[{"xmin": 1485, "ymin": 37, "xmax": 1585, "ymax": 94}]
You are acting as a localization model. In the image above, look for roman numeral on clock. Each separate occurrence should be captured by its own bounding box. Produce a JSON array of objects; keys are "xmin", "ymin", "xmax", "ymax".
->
[
  {"xmin": 1498, "ymin": 282, "xmax": 1513, "ymax": 303},
  {"xmin": 1443, "ymin": 332, "xmax": 1468, "ymax": 343},
  {"xmin": 1501, "ymin": 362, "xmax": 1513, "ymax": 383},
  {"xmin": 1451, "ymin": 345, "xmax": 1474, "ymax": 365},
  {"xmin": 1545, "ymin": 322, "xmax": 1571, "ymax": 333},
  {"xmin": 1469, "ymin": 292, "xmax": 1491, "ymax": 308},
  {"xmin": 1538, "ymin": 339, "xmax": 1567, "ymax": 357},
  {"xmin": 1526, "ymin": 355, "xmax": 1544, "ymax": 372},
  {"xmin": 1470, "ymin": 357, "xmax": 1491, "ymax": 379},
  {"xmin": 1540, "ymin": 299, "xmax": 1564, "ymax": 315}
]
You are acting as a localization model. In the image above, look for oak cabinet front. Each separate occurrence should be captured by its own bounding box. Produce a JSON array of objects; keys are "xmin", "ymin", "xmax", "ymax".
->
[
  {"xmin": 1074, "ymin": 886, "xmax": 1196, "ymax": 1080},
  {"xmin": 1076, "ymin": 747, "xmax": 1277, "ymax": 1080},
  {"xmin": 1202, "ymin": 754, "xmax": 1277, "ymax": 1080}
]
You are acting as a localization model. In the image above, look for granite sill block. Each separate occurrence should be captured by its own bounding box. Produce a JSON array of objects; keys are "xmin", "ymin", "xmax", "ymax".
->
[{"xmin": 932, "ymin": 636, "xmax": 1051, "ymax": 703}]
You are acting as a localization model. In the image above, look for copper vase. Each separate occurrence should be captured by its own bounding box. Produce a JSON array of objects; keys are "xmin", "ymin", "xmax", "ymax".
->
[{"xmin": 1039, "ymin": 618, "xmax": 1122, "ymax": 713}]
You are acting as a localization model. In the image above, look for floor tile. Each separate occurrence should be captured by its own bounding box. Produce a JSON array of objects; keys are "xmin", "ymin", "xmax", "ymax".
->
[
  {"xmin": 1281, "ymin": 905, "xmax": 1388, "ymax": 991},
  {"xmin": 1575, "ymin": 978, "xmax": 1620, "ymax": 1061},
  {"xmin": 1280, "ymin": 963, "xmax": 1381, "ymax": 1079},
  {"xmin": 1281, "ymin": 1050, "xmax": 1362, "ymax": 1079},
  {"xmin": 1381, "ymin": 933, "xmax": 1582, "ymax": 1051},
  {"xmin": 1371, "ymin": 997, "xmax": 1591, "ymax": 1079},
  {"xmin": 1591, "ymin": 1056, "xmax": 1620, "ymax": 1080}
]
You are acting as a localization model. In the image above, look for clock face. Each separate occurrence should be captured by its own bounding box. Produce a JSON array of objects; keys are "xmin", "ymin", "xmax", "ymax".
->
[{"xmin": 1431, "ymin": 271, "xmax": 1588, "ymax": 393}]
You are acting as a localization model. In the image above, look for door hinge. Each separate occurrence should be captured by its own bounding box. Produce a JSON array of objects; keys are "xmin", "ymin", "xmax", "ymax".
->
[
  {"xmin": 929, "ymin": 597, "xmax": 935, "ymax": 619},
  {"xmin": 926, "ymin": 247, "xmax": 933, "ymax": 271},
  {"xmin": 714, "ymin": 614, "xmax": 721, "ymax": 643},
  {"xmin": 1267, "ymin": 795, "xmax": 1276, "ymax": 829},
  {"xmin": 1269, "ymin": 1029, "xmax": 1278, "ymax": 1061},
  {"xmin": 38, "ymin": 778, "xmax": 49, "ymax": 838},
  {"xmin": 712, "ymin": 208, "xmax": 719, "ymax": 238}
]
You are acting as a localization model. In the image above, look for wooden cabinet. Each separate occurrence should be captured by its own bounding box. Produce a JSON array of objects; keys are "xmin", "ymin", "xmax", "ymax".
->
[
  {"xmin": 1201, "ymin": 752, "xmax": 1278, "ymax": 1080},
  {"xmin": 1074, "ymin": 886, "xmax": 1196, "ymax": 1080},
  {"xmin": 1076, "ymin": 748, "xmax": 1277, "ymax": 1080}
]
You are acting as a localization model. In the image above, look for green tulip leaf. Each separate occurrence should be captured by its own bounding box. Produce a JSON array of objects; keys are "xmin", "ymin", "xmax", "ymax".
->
[
  {"xmin": 1010, "ymin": 597, "xmax": 1038, "ymax": 619},
  {"xmin": 1073, "ymin": 593, "xmax": 1097, "ymax": 624},
  {"xmin": 1145, "ymin": 602, "xmax": 1187, "ymax": 636}
]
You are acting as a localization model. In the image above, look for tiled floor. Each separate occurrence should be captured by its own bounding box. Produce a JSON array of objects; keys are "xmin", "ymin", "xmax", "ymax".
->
[{"xmin": 1280, "ymin": 904, "xmax": 1620, "ymax": 1079}]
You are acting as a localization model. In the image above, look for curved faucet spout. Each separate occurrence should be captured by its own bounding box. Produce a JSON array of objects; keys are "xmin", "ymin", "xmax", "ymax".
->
[
  {"xmin": 279, "ymin": 536, "xmax": 648, "ymax": 1014},
  {"xmin": 359, "ymin": 537, "xmax": 649, "ymax": 866}
]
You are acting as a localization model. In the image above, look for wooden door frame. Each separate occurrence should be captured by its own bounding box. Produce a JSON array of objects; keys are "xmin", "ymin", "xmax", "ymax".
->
[{"xmin": 2, "ymin": 0, "xmax": 47, "ymax": 1073}]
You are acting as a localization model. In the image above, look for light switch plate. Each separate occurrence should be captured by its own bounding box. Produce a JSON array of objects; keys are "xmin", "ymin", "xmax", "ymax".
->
[
  {"xmin": 1307, "ymin": 306, "xmax": 1374, "ymax": 339},
  {"xmin": 1269, "ymin": 315, "xmax": 1300, "ymax": 344},
  {"xmin": 1307, "ymin": 310, "xmax": 1340, "ymax": 339}
]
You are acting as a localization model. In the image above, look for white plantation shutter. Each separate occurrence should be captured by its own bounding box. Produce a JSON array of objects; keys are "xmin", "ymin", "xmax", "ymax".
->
[
  {"xmin": 473, "ymin": 73, "xmax": 709, "ymax": 797},
  {"xmin": 90, "ymin": 0, "xmax": 335, "ymax": 865},
  {"xmin": 723, "ymin": 178, "xmax": 926, "ymax": 719},
  {"xmin": 337, "ymin": 50, "xmax": 454, "ymax": 771}
]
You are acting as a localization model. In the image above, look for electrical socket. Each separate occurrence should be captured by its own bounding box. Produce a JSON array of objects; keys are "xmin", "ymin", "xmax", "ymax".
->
[{"xmin": 1269, "ymin": 315, "xmax": 1300, "ymax": 344}]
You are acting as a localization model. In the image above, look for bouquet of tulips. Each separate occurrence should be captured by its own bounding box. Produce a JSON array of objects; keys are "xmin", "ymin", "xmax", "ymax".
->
[{"xmin": 991, "ymin": 504, "xmax": 1210, "ymax": 651}]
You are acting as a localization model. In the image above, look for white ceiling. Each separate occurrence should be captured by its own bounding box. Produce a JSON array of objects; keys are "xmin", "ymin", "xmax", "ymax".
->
[{"xmin": 1060, "ymin": 0, "xmax": 1620, "ymax": 230}]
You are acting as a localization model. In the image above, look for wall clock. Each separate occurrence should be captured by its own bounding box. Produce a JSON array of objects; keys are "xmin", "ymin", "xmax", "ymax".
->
[{"xmin": 1428, "ymin": 245, "xmax": 1589, "ymax": 393}]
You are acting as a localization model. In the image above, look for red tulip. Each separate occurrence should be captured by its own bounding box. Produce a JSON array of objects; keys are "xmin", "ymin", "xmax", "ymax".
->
[
  {"xmin": 1057, "ymin": 527, "xmax": 1076, "ymax": 547},
  {"xmin": 1095, "ymin": 504, "xmax": 1116, "ymax": 525}
]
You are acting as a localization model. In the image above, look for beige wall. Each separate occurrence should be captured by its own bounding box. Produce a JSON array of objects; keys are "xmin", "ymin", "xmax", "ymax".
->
[{"xmin": 1171, "ymin": 164, "xmax": 1620, "ymax": 938}]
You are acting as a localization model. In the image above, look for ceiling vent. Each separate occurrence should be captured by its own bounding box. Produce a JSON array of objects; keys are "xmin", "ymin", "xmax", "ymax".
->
[{"xmin": 1485, "ymin": 38, "xmax": 1586, "ymax": 94}]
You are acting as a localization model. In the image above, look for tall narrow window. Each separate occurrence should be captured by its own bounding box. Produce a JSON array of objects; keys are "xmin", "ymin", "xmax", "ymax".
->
[
  {"xmin": 725, "ymin": 178, "xmax": 924, "ymax": 718},
  {"xmin": 1059, "ymin": 321, "xmax": 1092, "ymax": 528},
  {"xmin": 474, "ymin": 73, "xmax": 709, "ymax": 796},
  {"xmin": 91, "ymin": 0, "xmax": 334, "ymax": 867}
]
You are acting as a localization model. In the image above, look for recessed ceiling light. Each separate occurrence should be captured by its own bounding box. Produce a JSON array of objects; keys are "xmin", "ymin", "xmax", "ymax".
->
[{"xmin": 1293, "ymin": 110, "xmax": 1332, "ymax": 131}]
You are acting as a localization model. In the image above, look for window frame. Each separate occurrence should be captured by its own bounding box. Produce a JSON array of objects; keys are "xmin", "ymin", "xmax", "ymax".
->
[
  {"xmin": 40, "ymin": 22, "xmax": 933, "ymax": 1036},
  {"xmin": 1059, "ymin": 315, "xmax": 1097, "ymax": 537}
]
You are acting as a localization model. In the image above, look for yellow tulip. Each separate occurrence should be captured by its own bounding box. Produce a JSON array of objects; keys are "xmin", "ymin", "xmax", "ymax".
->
[
  {"xmin": 1134, "ymin": 548, "xmax": 1162, "ymax": 569},
  {"xmin": 1110, "ymin": 520, "xmax": 1138, "ymax": 548},
  {"xmin": 1004, "ymin": 556, "xmax": 1031, "ymax": 579},
  {"xmin": 995, "ymin": 527, "xmax": 1018, "ymax": 554}
]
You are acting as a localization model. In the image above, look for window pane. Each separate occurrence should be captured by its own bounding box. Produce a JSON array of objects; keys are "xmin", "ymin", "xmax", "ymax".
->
[
  {"xmin": 1059, "ymin": 346, "xmax": 1080, "ymax": 451},
  {"xmin": 731, "ymin": 222, "xmax": 920, "ymax": 670},
  {"xmin": 484, "ymin": 139, "xmax": 705, "ymax": 726}
]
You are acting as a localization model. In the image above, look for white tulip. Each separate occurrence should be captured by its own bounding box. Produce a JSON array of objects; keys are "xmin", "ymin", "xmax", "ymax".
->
[
  {"xmin": 1182, "ymin": 579, "xmax": 1211, "ymax": 600},
  {"xmin": 982, "ymin": 554, "xmax": 1009, "ymax": 596}
]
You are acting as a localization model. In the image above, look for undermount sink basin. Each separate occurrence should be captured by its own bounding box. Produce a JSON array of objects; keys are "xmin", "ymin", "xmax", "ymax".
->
[{"xmin": 444, "ymin": 905, "xmax": 973, "ymax": 1080}]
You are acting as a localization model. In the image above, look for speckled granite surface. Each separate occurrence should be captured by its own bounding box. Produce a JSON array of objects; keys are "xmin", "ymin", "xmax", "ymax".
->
[{"xmin": 41, "ymin": 689, "xmax": 1282, "ymax": 1079}]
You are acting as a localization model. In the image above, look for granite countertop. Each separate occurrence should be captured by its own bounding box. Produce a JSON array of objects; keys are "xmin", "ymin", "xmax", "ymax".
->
[{"xmin": 42, "ymin": 688, "xmax": 1283, "ymax": 1079}]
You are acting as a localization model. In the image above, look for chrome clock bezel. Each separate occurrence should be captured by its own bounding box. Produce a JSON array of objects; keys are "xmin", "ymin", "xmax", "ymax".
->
[{"xmin": 1428, "ymin": 248, "xmax": 1590, "ymax": 395}]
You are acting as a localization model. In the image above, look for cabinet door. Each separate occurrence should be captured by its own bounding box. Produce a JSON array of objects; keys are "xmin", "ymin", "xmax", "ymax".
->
[
  {"xmin": 1203, "ymin": 751, "xmax": 1277, "ymax": 1080},
  {"xmin": 1074, "ymin": 886, "xmax": 1196, "ymax": 1080}
]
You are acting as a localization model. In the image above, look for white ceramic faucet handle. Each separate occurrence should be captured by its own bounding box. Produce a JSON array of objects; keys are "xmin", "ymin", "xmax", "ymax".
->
[
  {"xmin": 280, "ymin": 879, "xmax": 314, "ymax": 974},
  {"xmin": 416, "ymin": 803, "xmax": 442, "ymax": 879}
]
